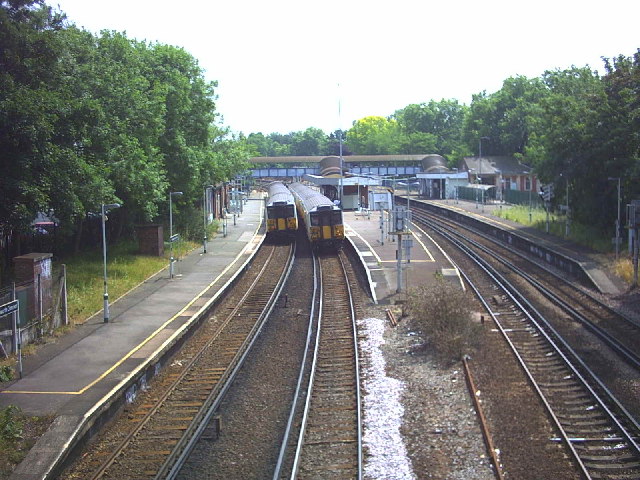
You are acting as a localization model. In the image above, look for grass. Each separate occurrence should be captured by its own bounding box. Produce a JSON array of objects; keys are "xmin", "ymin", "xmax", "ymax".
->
[
  {"xmin": 64, "ymin": 238, "xmax": 199, "ymax": 325},
  {"xmin": 494, "ymin": 205, "xmax": 614, "ymax": 252},
  {"xmin": 494, "ymin": 205, "xmax": 636, "ymax": 287},
  {"xmin": 0, "ymin": 235, "xmax": 201, "ymax": 376},
  {"xmin": 0, "ymin": 405, "xmax": 54, "ymax": 478}
]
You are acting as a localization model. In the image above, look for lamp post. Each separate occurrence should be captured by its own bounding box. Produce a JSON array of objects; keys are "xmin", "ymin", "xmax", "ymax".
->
[
  {"xmin": 608, "ymin": 177, "xmax": 621, "ymax": 260},
  {"xmin": 478, "ymin": 136, "xmax": 489, "ymax": 211},
  {"xmin": 169, "ymin": 191, "xmax": 183, "ymax": 278},
  {"xmin": 453, "ymin": 168, "xmax": 459, "ymax": 203},
  {"xmin": 203, "ymin": 185, "xmax": 214, "ymax": 253},
  {"xmin": 102, "ymin": 203, "xmax": 121, "ymax": 323},
  {"xmin": 526, "ymin": 171, "xmax": 532, "ymax": 223},
  {"xmin": 560, "ymin": 173, "xmax": 570, "ymax": 237}
]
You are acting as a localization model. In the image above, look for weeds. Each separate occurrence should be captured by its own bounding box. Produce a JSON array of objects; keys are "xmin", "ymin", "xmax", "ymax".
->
[
  {"xmin": 407, "ymin": 276, "xmax": 480, "ymax": 364},
  {"xmin": 0, "ymin": 405, "xmax": 54, "ymax": 477},
  {"xmin": 0, "ymin": 365, "xmax": 13, "ymax": 382},
  {"xmin": 614, "ymin": 257, "xmax": 635, "ymax": 285},
  {"xmin": 64, "ymin": 238, "xmax": 198, "ymax": 324},
  {"xmin": 0, "ymin": 405, "xmax": 23, "ymax": 441},
  {"xmin": 494, "ymin": 205, "xmax": 619, "ymax": 253}
]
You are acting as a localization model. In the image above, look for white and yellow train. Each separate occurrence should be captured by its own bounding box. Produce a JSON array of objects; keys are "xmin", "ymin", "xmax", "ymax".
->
[
  {"xmin": 265, "ymin": 181, "xmax": 298, "ymax": 237},
  {"xmin": 289, "ymin": 182, "xmax": 344, "ymax": 248}
]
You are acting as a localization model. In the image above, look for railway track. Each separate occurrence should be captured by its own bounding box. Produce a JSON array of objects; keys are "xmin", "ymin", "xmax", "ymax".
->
[
  {"xmin": 409, "ymin": 207, "xmax": 640, "ymax": 479},
  {"xmin": 410, "ymin": 207, "xmax": 640, "ymax": 371},
  {"xmin": 80, "ymin": 243, "xmax": 294, "ymax": 480},
  {"xmin": 287, "ymin": 251, "xmax": 362, "ymax": 480}
]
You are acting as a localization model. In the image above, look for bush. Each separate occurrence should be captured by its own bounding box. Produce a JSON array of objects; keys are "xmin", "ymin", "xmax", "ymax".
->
[
  {"xmin": 0, "ymin": 405, "xmax": 23, "ymax": 442},
  {"xmin": 407, "ymin": 276, "xmax": 480, "ymax": 363},
  {"xmin": 0, "ymin": 365, "xmax": 13, "ymax": 382}
]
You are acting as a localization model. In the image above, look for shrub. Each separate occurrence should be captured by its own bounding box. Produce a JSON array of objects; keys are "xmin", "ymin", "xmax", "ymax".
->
[
  {"xmin": 407, "ymin": 276, "xmax": 480, "ymax": 363},
  {"xmin": 0, "ymin": 405, "xmax": 23, "ymax": 442},
  {"xmin": 0, "ymin": 365, "xmax": 13, "ymax": 383}
]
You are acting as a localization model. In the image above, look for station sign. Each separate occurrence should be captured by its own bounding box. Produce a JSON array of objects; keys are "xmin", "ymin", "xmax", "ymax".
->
[
  {"xmin": 0, "ymin": 300, "xmax": 18, "ymax": 317},
  {"xmin": 169, "ymin": 234, "xmax": 180, "ymax": 243}
]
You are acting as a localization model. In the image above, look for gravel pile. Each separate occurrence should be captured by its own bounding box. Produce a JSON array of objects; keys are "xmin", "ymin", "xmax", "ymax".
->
[{"xmin": 359, "ymin": 306, "xmax": 495, "ymax": 480}]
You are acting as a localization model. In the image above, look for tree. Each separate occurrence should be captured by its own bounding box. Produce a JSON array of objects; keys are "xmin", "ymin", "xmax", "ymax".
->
[
  {"xmin": 0, "ymin": 0, "xmax": 67, "ymax": 241},
  {"xmin": 290, "ymin": 127, "xmax": 327, "ymax": 156},
  {"xmin": 345, "ymin": 116, "xmax": 399, "ymax": 154},
  {"xmin": 463, "ymin": 76, "xmax": 548, "ymax": 157},
  {"xmin": 393, "ymin": 99, "xmax": 468, "ymax": 160},
  {"xmin": 601, "ymin": 51, "xmax": 640, "ymax": 207},
  {"xmin": 531, "ymin": 67, "xmax": 610, "ymax": 228}
]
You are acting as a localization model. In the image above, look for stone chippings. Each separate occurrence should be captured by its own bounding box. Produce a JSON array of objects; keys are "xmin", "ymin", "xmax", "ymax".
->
[
  {"xmin": 358, "ymin": 308, "xmax": 495, "ymax": 480},
  {"xmin": 358, "ymin": 316, "xmax": 415, "ymax": 479}
]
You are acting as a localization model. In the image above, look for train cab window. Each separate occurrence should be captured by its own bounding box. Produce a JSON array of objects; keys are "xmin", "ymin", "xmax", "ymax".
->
[
  {"xmin": 331, "ymin": 211, "xmax": 342, "ymax": 225},
  {"xmin": 272, "ymin": 205, "xmax": 289, "ymax": 217},
  {"xmin": 285, "ymin": 205, "xmax": 295, "ymax": 217},
  {"xmin": 310, "ymin": 213, "xmax": 320, "ymax": 226}
]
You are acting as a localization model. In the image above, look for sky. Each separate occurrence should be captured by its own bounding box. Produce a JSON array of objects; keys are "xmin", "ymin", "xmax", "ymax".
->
[{"xmin": 46, "ymin": 0, "xmax": 640, "ymax": 135}]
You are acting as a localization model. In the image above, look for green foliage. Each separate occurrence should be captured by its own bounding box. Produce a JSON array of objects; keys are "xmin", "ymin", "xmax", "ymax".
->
[
  {"xmin": 463, "ymin": 75, "xmax": 549, "ymax": 157},
  {"xmin": 0, "ymin": 405, "xmax": 23, "ymax": 442},
  {"xmin": 407, "ymin": 277, "xmax": 480, "ymax": 363},
  {"xmin": 393, "ymin": 99, "xmax": 469, "ymax": 159},
  {"xmin": 345, "ymin": 116, "xmax": 399, "ymax": 154},
  {"xmin": 494, "ymin": 205, "xmax": 613, "ymax": 252},
  {"xmin": 0, "ymin": 365, "xmax": 13, "ymax": 382},
  {"xmin": 65, "ymin": 240, "xmax": 170, "ymax": 323},
  {"xmin": 0, "ymin": 3, "xmax": 249, "ymax": 256},
  {"xmin": 246, "ymin": 128, "xmax": 336, "ymax": 157},
  {"xmin": 0, "ymin": 402, "xmax": 53, "ymax": 476}
]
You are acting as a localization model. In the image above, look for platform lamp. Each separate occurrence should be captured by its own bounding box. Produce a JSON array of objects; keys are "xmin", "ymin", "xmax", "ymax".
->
[
  {"xmin": 452, "ymin": 168, "xmax": 459, "ymax": 203},
  {"xmin": 169, "ymin": 191, "xmax": 183, "ymax": 278},
  {"xmin": 102, "ymin": 203, "xmax": 121, "ymax": 323},
  {"xmin": 203, "ymin": 185, "xmax": 214, "ymax": 253},
  {"xmin": 478, "ymin": 136, "xmax": 489, "ymax": 211},
  {"xmin": 608, "ymin": 177, "xmax": 621, "ymax": 260},
  {"xmin": 524, "ymin": 170, "xmax": 532, "ymax": 223}
]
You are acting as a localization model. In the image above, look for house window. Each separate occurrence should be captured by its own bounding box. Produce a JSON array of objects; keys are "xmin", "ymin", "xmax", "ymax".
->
[{"xmin": 525, "ymin": 176, "xmax": 532, "ymax": 191}]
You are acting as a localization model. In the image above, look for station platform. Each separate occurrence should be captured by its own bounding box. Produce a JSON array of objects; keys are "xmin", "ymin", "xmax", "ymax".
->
[
  {"xmin": 344, "ymin": 209, "xmax": 464, "ymax": 304},
  {"xmin": 0, "ymin": 196, "xmax": 265, "ymax": 480},
  {"xmin": 343, "ymin": 196, "xmax": 626, "ymax": 304},
  {"xmin": 422, "ymin": 198, "xmax": 625, "ymax": 296}
]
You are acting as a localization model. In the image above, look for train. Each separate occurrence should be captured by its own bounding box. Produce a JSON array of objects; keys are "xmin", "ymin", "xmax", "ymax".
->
[
  {"xmin": 265, "ymin": 181, "xmax": 298, "ymax": 237},
  {"xmin": 289, "ymin": 182, "xmax": 344, "ymax": 248}
]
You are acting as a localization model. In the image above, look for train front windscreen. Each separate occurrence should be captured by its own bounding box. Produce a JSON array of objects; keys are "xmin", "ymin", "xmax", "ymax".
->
[{"xmin": 270, "ymin": 204, "xmax": 294, "ymax": 218}]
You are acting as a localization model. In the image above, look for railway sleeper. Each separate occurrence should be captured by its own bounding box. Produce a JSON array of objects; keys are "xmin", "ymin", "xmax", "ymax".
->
[
  {"xmin": 563, "ymin": 426, "xmax": 616, "ymax": 436},
  {"xmin": 580, "ymin": 453, "xmax": 640, "ymax": 462},
  {"xmin": 556, "ymin": 412, "xmax": 610, "ymax": 422},
  {"xmin": 583, "ymin": 461, "xmax": 640, "ymax": 470}
]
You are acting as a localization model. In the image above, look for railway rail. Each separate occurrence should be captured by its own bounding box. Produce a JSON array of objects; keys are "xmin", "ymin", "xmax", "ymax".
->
[
  {"xmin": 79, "ymin": 243, "xmax": 294, "ymax": 480},
  {"xmin": 410, "ymin": 207, "xmax": 640, "ymax": 371},
  {"xmin": 279, "ymin": 250, "xmax": 362, "ymax": 480},
  {"xmin": 408, "ymin": 206, "xmax": 640, "ymax": 479}
]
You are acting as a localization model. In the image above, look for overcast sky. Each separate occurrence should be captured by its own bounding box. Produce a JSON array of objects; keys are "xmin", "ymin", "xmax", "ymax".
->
[{"xmin": 46, "ymin": 0, "xmax": 639, "ymax": 135}]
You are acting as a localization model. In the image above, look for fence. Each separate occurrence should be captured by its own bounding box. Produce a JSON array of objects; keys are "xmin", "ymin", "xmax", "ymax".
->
[
  {"xmin": 0, "ymin": 265, "xmax": 67, "ymax": 356},
  {"xmin": 455, "ymin": 186, "xmax": 543, "ymax": 209},
  {"xmin": 504, "ymin": 189, "xmax": 543, "ymax": 209}
]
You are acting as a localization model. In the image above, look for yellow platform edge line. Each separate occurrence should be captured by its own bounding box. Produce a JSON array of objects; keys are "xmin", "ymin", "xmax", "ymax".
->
[{"xmin": 1, "ymin": 203, "xmax": 265, "ymax": 396}]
